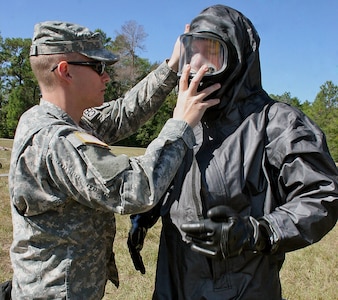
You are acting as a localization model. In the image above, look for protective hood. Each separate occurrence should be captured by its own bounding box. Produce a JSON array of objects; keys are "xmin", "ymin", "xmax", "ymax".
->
[{"xmin": 189, "ymin": 5, "xmax": 263, "ymax": 117}]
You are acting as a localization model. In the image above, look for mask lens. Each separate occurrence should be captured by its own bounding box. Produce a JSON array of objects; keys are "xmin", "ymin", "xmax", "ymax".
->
[{"xmin": 178, "ymin": 34, "xmax": 227, "ymax": 76}]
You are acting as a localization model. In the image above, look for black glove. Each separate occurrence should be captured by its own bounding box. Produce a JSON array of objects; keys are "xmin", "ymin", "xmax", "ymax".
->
[
  {"xmin": 127, "ymin": 214, "xmax": 147, "ymax": 274},
  {"xmin": 127, "ymin": 206, "xmax": 161, "ymax": 274},
  {"xmin": 180, "ymin": 205, "xmax": 271, "ymax": 259}
]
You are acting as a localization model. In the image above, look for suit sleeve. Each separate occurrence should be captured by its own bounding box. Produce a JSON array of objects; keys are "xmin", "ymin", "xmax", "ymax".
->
[{"xmin": 263, "ymin": 103, "xmax": 338, "ymax": 253}]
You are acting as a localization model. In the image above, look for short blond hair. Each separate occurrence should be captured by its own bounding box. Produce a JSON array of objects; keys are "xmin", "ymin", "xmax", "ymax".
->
[{"xmin": 29, "ymin": 52, "xmax": 82, "ymax": 91}]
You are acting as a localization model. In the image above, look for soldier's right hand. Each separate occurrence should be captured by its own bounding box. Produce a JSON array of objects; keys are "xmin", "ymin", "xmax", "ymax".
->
[{"xmin": 173, "ymin": 64, "xmax": 220, "ymax": 128}]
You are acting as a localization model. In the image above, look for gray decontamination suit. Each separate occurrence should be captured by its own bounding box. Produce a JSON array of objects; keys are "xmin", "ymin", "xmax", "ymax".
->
[{"xmin": 144, "ymin": 6, "xmax": 338, "ymax": 300}]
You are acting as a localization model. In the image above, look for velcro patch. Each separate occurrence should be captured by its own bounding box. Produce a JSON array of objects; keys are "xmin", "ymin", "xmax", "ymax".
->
[
  {"xmin": 83, "ymin": 107, "xmax": 98, "ymax": 120},
  {"xmin": 83, "ymin": 103, "xmax": 110, "ymax": 120}
]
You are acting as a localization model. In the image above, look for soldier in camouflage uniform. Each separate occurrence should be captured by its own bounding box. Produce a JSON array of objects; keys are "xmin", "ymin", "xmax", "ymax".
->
[{"xmin": 8, "ymin": 21, "xmax": 220, "ymax": 299}]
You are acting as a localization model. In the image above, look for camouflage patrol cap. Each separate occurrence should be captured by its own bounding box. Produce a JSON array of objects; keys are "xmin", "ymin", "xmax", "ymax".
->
[{"xmin": 30, "ymin": 21, "xmax": 119, "ymax": 65}]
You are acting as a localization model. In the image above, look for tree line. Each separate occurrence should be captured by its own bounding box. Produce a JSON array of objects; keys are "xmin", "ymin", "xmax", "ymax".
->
[{"xmin": 0, "ymin": 21, "xmax": 337, "ymax": 161}]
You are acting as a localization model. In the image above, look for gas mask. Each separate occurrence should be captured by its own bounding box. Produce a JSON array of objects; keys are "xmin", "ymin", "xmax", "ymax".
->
[{"xmin": 178, "ymin": 32, "xmax": 229, "ymax": 98}]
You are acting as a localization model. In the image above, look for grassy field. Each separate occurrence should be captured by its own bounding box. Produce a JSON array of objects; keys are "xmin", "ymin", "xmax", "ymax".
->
[{"xmin": 0, "ymin": 138, "xmax": 337, "ymax": 299}]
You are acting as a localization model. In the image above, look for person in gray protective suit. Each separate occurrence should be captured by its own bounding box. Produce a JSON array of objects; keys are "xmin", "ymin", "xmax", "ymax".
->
[
  {"xmin": 127, "ymin": 5, "xmax": 338, "ymax": 299},
  {"xmin": 8, "ymin": 21, "xmax": 220, "ymax": 299}
]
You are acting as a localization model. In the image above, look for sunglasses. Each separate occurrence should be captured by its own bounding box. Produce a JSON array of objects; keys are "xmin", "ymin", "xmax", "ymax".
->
[{"xmin": 51, "ymin": 61, "xmax": 107, "ymax": 76}]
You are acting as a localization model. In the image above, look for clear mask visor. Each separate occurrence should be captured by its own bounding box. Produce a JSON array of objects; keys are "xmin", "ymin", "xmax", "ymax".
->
[{"xmin": 178, "ymin": 33, "xmax": 228, "ymax": 77}]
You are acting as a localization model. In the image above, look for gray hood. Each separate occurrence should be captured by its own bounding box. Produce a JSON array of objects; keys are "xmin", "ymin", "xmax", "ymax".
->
[{"xmin": 190, "ymin": 5, "xmax": 263, "ymax": 115}]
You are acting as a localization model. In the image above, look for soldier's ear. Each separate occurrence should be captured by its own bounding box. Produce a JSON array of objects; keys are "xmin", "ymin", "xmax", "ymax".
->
[{"xmin": 54, "ymin": 61, "xmax": 72, "ymax": 80}]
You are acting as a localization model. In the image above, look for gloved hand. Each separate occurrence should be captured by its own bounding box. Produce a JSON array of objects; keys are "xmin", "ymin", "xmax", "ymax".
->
[
  {"xmin": 127, "ymin": 206, "xmax": 161, "ymax": 274},
  {"xmin": 180, "ymin": 205, "xmax": 271, "ymax": 259},
  {"xmin": 127, "ymin": 214, "xmax": 147, "ymax": 274}
]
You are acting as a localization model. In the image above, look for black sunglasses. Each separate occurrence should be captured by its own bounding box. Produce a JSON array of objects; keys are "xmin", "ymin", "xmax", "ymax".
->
[{"xmin": 51, "ymin": 61, "xmax": 106, "ymax": 76}]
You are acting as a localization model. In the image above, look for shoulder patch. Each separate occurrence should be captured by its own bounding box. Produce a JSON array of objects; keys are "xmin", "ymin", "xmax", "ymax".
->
[
  {"xmin": 74, "ymin": 132, "xmax": 109, "ymax": 148},
  {"xmin": 83, "ymin": 108, "xmax": 98, "ymax": 120}
]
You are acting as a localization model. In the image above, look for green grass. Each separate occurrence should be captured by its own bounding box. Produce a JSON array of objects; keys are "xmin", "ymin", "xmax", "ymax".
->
[{"xmin": 0, "ymin": 139, "xmax": 337, "ymax": 299}]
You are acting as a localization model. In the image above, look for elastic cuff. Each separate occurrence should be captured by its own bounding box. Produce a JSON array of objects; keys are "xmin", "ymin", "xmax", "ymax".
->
[{"xmin": 258, "ymin": 218, "xmax": 280, "ymax": 253}]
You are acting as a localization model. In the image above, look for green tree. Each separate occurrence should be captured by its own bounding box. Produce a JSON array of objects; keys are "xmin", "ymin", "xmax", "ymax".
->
[
  {"xmin": 307, "ymin": 81, "xmax": 338, "ymax": 161},
  {"xmin": 4, "ymin": 85, "xmax": 32, "ymax": 136},
  {"xmin": 269, "ymin": 92, "xmax": 302, "ymax": 109},
  {"xmin": 299, "ymin": 100, "xmax": 312, "ymax": 117},
  {"xmin": 0, "ymin": 37, "xmax": 38, "ymax": 137}
]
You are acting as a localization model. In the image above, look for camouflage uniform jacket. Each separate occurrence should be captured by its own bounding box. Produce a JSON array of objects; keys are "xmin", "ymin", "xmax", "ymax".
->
[{"xmin": 9, "ymin": 61, "xmax": 194, "ymax": 299}]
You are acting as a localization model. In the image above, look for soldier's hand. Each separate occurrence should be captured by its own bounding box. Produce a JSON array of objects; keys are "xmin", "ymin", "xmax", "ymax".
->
[
  {"xmin": 181, "ymin": 205, "xmax": 270, "ymax": 259},
  {"xmin": 173, "ymin": 64, "xmax": 220, "ymax": 128}
]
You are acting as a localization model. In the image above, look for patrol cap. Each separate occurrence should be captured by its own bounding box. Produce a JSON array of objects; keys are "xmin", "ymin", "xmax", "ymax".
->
[{"xmin": 30, "ymin": 21, "xmax": 119, "ymax": 65}]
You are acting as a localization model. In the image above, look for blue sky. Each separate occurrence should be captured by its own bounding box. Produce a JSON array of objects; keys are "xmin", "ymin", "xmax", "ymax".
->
[{"xmin": 0, "ymin": 0, "xmax": 337, "ymax": 102}]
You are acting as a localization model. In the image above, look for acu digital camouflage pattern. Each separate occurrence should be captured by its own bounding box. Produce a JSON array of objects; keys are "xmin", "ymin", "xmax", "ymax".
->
[
  {"xmin": 30, "ymin": 21, "xmax": 119, "ymax": 64},
  {"xmin": 9, "ymin": 62, "xmax": 192, "ymax": 299}
]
